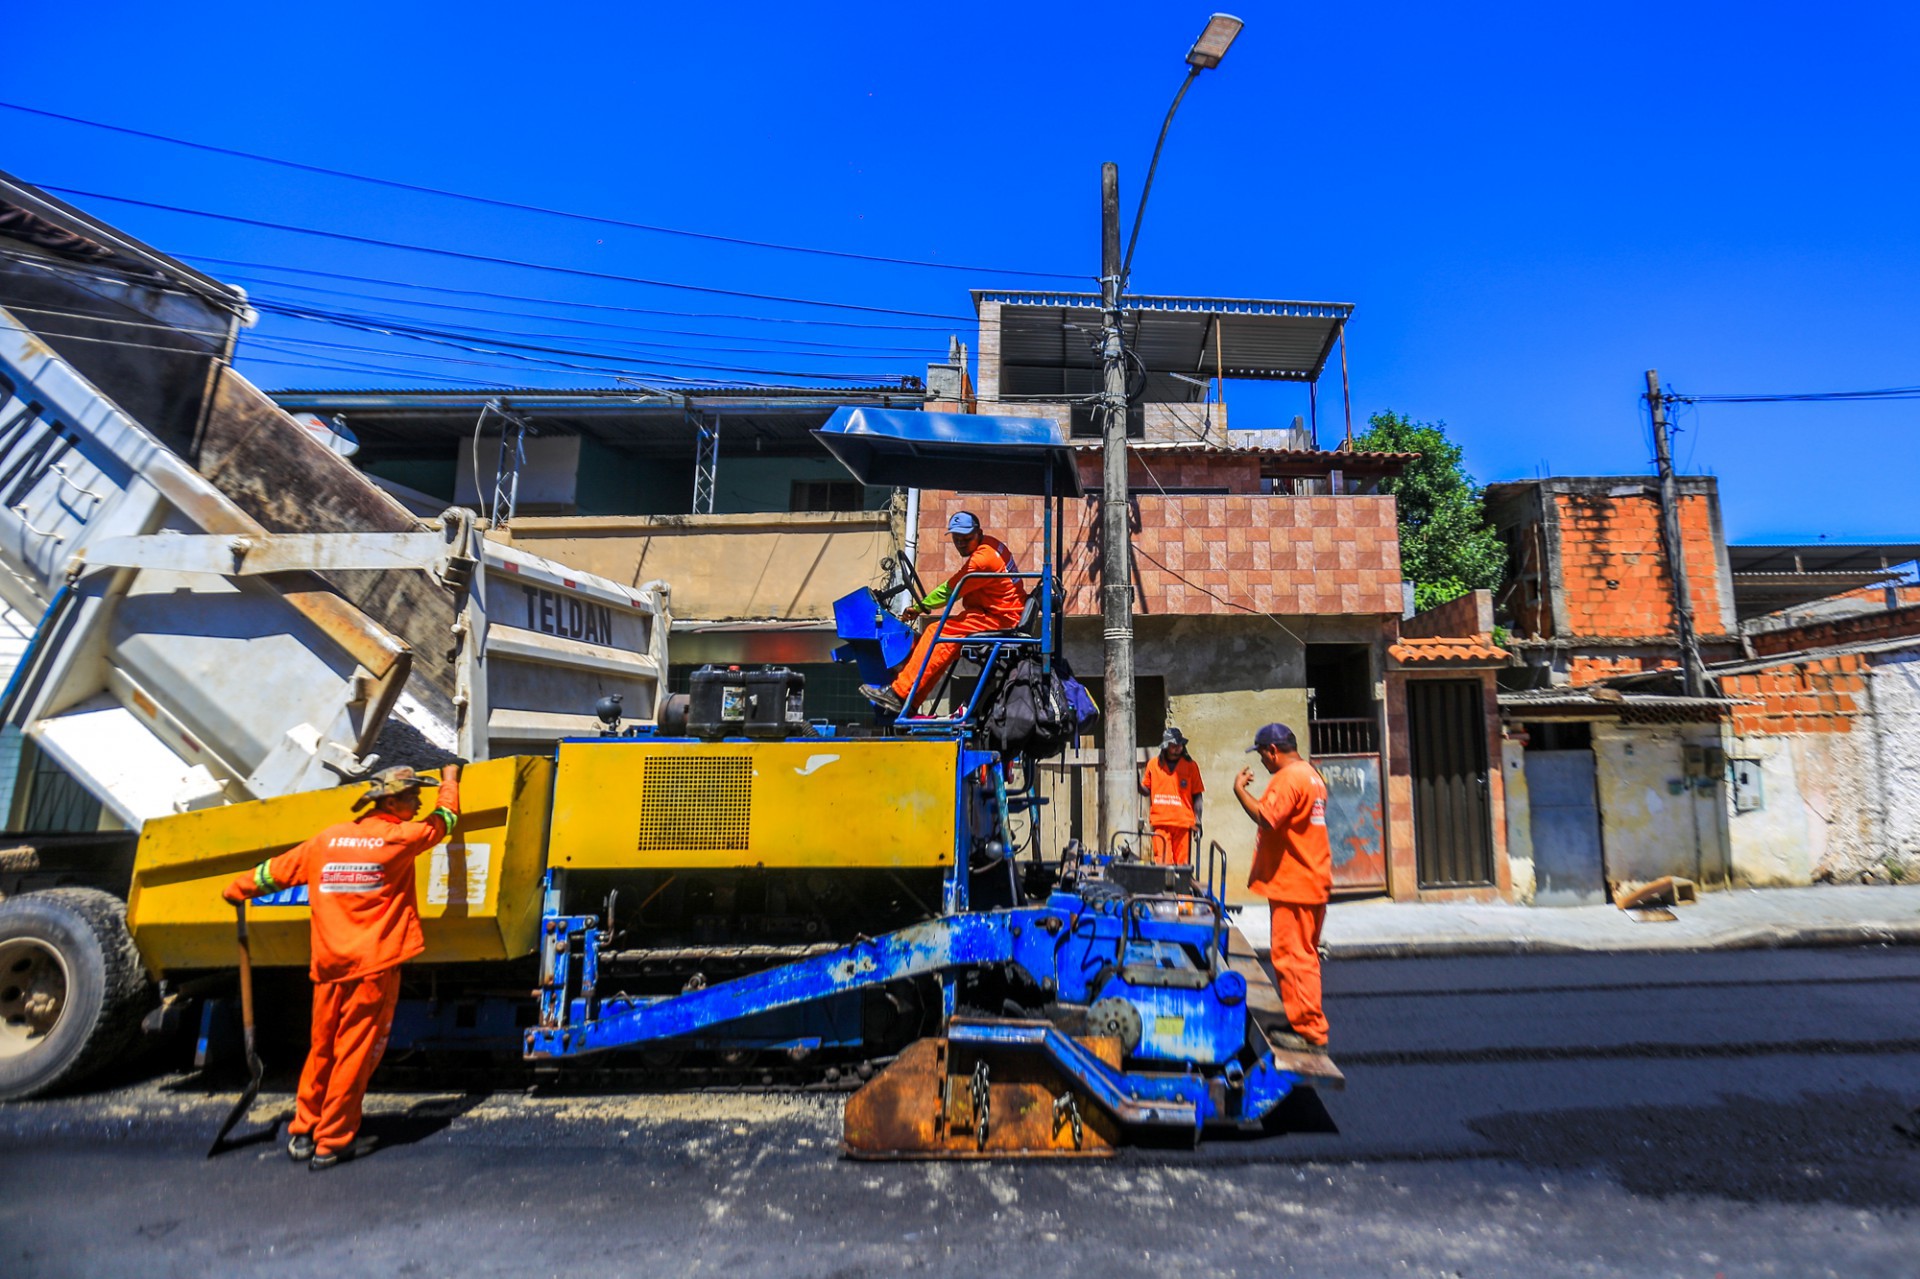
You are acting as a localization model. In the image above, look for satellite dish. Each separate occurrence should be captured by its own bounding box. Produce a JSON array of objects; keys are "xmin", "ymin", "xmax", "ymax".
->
[{"xmin": 292, "ymin": 412, "xmax": 360, "ymax": 458}]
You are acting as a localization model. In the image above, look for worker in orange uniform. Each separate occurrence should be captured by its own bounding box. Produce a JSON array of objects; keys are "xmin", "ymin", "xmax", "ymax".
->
[
  {"xmin": 1139, "ymin": 726, "xmax": 1204, "ymax": 866},
  {"xmin": 1232, "ymin": 723, "xmax": 1332, "ymax": 1052},
  {"xmin": 222, "ymin": 761, "xmax": 462, "ymax": 1169},
  {"xmin": 860, "ymin": 510, "xmax": 1027, "ymax": 716}
]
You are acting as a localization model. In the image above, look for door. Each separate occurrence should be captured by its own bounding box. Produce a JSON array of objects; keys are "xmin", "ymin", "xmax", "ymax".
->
[
  {"xmin": 1525, "ymin": 749, "xmax": 1606, "ymax": 906},
  {"xmin": 1408, "ymin": 679, "xmax": 1495, "ymax": 888}
]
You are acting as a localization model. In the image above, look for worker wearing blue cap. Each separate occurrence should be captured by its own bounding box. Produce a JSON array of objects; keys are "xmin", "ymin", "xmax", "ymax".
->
[
  {"xmin": 861, "ymin": 510, "xmax": 1026, "ymax": 715},
  {"xmin": 1234, "ymin": 722, "xmax": 1332, "ymax": 1051}
]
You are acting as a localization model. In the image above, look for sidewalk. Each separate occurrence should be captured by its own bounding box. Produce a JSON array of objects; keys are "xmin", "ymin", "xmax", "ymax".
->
[{"xmin": 1229, "ymin": 884, "xmax": 1920, "ymax": 958}]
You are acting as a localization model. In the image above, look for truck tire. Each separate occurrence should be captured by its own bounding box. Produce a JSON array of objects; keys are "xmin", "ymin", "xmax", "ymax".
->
[{"xmin": 0, "ymin": 888, "xmax": 154, "ymax": 1101}]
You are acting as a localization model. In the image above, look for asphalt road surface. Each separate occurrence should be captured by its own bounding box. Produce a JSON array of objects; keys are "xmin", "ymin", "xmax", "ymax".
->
[{"xmin": 5, "ymin": 946, "xmax": 1920, "ymax": 1278}]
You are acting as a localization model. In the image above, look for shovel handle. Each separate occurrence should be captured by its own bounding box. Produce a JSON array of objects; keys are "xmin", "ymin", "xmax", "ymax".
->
[{"xmin": 233, "ymin": 902, "xmax": 255, "ymax": 1041}]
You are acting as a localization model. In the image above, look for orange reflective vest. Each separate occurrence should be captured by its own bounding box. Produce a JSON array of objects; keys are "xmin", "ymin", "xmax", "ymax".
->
[
  {"xmin": 227, "ymin": 781, "xmax": 460, "ymax": 982},
  {"xmin": 1141, "ymin": 755, "xmax": 1204, "ymax": 830},
  {"xmin": 1246, "ymin": 761, "xmax": 1332, "ymax": 905}
]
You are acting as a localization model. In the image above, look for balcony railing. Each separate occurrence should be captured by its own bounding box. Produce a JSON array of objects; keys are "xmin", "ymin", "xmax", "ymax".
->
[{"xmin": 1310, "ymin": 717, "xmax": 1379, "ymax": 756}]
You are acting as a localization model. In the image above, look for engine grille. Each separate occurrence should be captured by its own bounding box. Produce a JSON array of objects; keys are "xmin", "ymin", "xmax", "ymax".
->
[{"xmin": 636, "ymin": 755, "xmax": 753, "ymax": 851}]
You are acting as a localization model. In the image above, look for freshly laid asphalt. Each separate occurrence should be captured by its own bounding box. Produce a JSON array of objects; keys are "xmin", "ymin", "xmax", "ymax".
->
[{"xmin": 5, "ymin": 945, "xmax": 1920, "ymax": 1277}]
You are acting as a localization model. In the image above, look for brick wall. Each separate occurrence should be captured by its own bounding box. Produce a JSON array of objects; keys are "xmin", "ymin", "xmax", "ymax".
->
[
  {"xmin": 1552, "ymin": 488, "xmax": 1729, "ymax": 639},
  {"xmin": 1748, "ymin": 600, "xmax": 1920, "ymax": 657},
  {"xmin": 1568, "ymin": 652, "xmax": 1683, "ymax": 685},
  {"xmin": 917, "ymin": 488, "xmax": 1403, "ymax": 617},
  {"xmin": 1721, "ymin": 653, "xmax": 1870, "ymax": 735}
]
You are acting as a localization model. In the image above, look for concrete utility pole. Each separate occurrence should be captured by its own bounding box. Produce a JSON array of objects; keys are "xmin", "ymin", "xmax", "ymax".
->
[
  {"xmin": 1098, "ymin": 162, "xmax": 1138, "ymax": 852},
  {"xmin": 1093, "ymin": 15, "xmax": 1244, "ymax": 855},
  {"xmin": 1646, "ymin": 369, "xmax": 1706, "ymax": 696}
]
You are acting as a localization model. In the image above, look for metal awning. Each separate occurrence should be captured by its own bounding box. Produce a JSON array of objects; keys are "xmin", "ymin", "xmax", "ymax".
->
[
  {"xmin": 815, "ymin": 407, "xmax": 1081, "ymax": 497},
  {"xmin": 268, "ymin": 386, "xmax": 929, "ymax": 462},
  {"xmin": 976, "ymin": 291, "xmax": 1353, "ymax": 401},
  {"xmin": 1728, "ymin": 543, "xmax": 1920, "ymax": 574}
]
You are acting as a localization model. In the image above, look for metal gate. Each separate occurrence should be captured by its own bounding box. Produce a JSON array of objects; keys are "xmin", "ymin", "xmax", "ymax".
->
[
  {"xmin": 1408, "ymin": 679, "xmax": 1494, "ymax": 888},
  {"xmin": 1525, "ymin": 749, "xmax": 1605, "ymax": 906},
  {"xmin": 1309, "ymin": 718, "xmax": 1385, "ymax": 893}
]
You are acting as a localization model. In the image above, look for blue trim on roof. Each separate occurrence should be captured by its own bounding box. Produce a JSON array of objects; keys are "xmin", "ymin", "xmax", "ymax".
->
[{"xmin": 815, "ymin": 407, "xmax": 1081, "ymax": 497}]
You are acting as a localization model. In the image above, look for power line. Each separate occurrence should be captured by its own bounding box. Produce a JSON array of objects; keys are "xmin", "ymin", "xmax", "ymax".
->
[
  {"xmin": 1668, "ymin": 387, "xmax": 1920, "ymax": 404},
  {"xmin": 251, "ymin": 298, "xmax": 927, "ymax": 367},
  {"xmin": 180, "ymin": 254, "xmax": 961, "ymax": 331},
  {"xmin": 0, "ymin": 290, "xmax": 916, "ymax": 381},
  {"xmin": 218, "ymin": 274, "xmax": 939, "ymax": 352},
  {"xmin": 36, "ymin": 185, "xmax": 977, "ymax": 322},
  {"xmin": 3, "ymin": 100, "xmax": 1084, "ymax": 283},
  {"xmin": 247, "ymin": 319, "xmax": 913, "ymax": 384}
]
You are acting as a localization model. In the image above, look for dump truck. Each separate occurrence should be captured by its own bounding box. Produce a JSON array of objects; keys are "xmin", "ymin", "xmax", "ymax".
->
[{"xmin": 0, "ymin": 297, "xmax": 664, "ymax": 1100}]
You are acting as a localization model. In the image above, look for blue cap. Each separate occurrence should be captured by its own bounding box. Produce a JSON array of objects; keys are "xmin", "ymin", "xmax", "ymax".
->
[
  {"xmin": 1247, "ymin": 723, "xmax": 1297, "ymax": 753},
  {"xmin": 947, "ymin": 511, "xmax": 980, "ymax": 534}
]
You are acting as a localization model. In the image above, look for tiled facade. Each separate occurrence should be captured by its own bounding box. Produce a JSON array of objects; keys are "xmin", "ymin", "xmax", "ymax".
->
[{"xmin": 915, "ymin": 456, "xmax": 1403, "ymax": 618}]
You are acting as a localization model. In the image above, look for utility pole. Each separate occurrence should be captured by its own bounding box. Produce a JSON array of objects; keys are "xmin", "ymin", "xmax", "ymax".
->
[
  {"xmin": 1098, "ymin": 162, "xmax": 1138, "ymax": 853},
  {"xmin": 1647, "ymin": 369, "xmax": 1705, "ymax": 697}
]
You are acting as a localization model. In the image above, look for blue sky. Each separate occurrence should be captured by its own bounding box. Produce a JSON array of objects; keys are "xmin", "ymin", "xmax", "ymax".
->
[{"xmin": 6, "ymin": 1, "xmax": 1918, "ymax": 543}]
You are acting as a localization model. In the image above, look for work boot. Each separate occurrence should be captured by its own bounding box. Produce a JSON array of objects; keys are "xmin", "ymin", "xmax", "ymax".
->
[
  {"xmin": 287, "ymin": 1132, "xmax": 316, "ymax": 1162},
  {"xmin": 310, "ymin": 1134, "xmax": 377, "ymax": 1171},
  {"xmin": 858, "ymin": 684, "xmax": 905, "ymax": 713},
  {"xmin": 1269, "ymin": 1028, "xmax": 1331, "ymax": 1055}
]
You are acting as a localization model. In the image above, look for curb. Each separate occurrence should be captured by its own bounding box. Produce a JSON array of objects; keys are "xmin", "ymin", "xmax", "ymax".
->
[{"xmin": 1324, "ymin": 921, "xmax": 1920, "ymax": 960}]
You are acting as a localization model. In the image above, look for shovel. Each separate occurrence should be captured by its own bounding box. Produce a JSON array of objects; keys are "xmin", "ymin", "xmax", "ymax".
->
[{"xmin": 206, "ymin": 901, "xmax": 264, "ymax": 1157}]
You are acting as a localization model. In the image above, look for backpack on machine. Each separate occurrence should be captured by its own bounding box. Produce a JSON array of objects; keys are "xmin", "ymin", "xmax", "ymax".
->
[{"xmin": 982, "ymin": 653, "xmax": 1078, "ymax": 760}]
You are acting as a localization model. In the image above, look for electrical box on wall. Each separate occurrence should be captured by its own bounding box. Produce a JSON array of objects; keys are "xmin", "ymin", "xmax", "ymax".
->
[
  {"xmin": 1729, "ymin": 757, "xmax": 1764, "ymax": 812},
  {"xmin": 1683, "ymin": 744, "xmax": 1727, "ymax": 778}
]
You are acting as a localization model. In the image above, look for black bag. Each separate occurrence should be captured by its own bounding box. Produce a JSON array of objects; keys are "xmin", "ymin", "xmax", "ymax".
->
[{"xmin": 983, "ymin": 653, "xmax": 1076, "ymax": 761}]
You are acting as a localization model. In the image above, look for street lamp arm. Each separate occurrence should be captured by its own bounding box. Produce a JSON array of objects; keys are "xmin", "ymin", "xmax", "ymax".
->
[{"xmin": 1120, "ymin": 66, "xmax": 1201, "ymax": 288}]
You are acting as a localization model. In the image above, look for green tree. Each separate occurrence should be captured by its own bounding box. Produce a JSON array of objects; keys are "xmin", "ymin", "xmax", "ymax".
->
[{"xmin": 1353, "ymin": 410, "xmax": 1506, "ymax": 613}]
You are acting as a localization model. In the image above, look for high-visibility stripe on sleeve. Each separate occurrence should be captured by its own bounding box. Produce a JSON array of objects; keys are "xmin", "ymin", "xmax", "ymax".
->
[
  {"xmin": 252, "ymin": 862, "xmax": 279, "ymax": 893},
  {"xmin": 430, "ymin": 806, "xmax": 458, "ymax": 833}
]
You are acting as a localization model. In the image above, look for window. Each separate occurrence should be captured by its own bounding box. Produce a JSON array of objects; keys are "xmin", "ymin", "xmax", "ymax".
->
[
  {"xmin": 789, "ymin": 480, "xmax": 866, "ymax": 512},
  {"xmin": 1069, "ymin": 403, "xmax": 1144, "ymax": 440}
]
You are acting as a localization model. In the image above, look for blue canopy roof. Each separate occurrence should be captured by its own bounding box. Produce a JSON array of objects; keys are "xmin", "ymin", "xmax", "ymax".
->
[{"xmin": 815, "ymin": 407, "xmax": 1082, "ymax": 497}]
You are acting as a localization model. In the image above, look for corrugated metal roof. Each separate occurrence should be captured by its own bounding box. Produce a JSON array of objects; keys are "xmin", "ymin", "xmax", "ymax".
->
[
  {"xmin": 1728, "ymin": 543, "xmax": 1920, "ymax": 573},
  {"xmin": 976, "ymin": 291, "xmax": 1353, "ymax": 398},
  {"xmin": 1066, "ymin": 441, "xmax": 1416, "ymax": 465},
  {"xmin": 267, "ymin": 383, "xmax": 925, "ymax": 401},
  {"xmin": 1498, "ymin": 688, "xmax": 1737, "ymax": 710}
]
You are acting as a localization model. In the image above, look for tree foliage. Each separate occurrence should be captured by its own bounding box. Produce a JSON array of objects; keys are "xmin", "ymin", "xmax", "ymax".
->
[{"xmin": 1354, "ymin": 410, "xmax": 1506, "ymax": 613}]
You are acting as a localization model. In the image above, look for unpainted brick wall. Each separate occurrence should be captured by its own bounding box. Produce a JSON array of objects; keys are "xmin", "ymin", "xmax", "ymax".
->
[
  {"xmin": 1721, "ymin": 653, "xmax": 1869, "ymax": 736},
  {"xmin": 1749, "ymin": 600, "xmax": 1920, "ymax": 657},
  {"xmin": 1551, "ymin": 489, "xmax": 1728, "ymax": 639},
  {"xmin": 1568, "ymin": 653, "xmax": 1683, "ymax": 685}
]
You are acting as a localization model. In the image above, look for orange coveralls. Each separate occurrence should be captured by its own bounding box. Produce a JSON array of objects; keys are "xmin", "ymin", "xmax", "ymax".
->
[
  {"xmin": 1245, "ymin": 760, "xmax": 1333, "ymax": 1045},
  {"xmin": 1141, "ymin": 754, "xmax": 1204, "ymax": 866},
  {"xmin": 225, "ymin": 779, "xmax": 460, "ymax": 1156},
  {"xmin": 890, "ymin": 533, "xmax": 1027, "ymax": 713}
]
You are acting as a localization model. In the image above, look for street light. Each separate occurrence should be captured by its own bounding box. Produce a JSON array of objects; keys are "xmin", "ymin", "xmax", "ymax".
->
[
  {"xmin": 1185, "ymin": 13, "xmax": 1244, "ymax": 69},
  {"xmin": 1097, "ymin": 15, "xmax": 1242, "ymax": 856}
]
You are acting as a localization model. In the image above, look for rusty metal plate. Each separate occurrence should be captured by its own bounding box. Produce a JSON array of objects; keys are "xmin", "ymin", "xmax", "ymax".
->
[
  {"xmin": 1270, "ymin": 1046, "xmax": 1346, "ymax": 1091},
  {"xmin": 843, "ymin": 1035, "xmax": 1126, "ymax": 1159}
]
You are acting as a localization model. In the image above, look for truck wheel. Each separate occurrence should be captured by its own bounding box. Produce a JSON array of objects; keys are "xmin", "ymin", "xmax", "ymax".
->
[{"xmin": 0, "ymin": 888, "xmax": 154, "ymax": 1101}]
